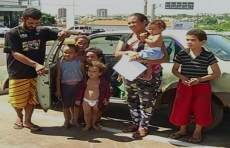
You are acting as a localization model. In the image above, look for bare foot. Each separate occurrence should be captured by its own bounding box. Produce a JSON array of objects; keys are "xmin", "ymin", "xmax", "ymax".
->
[
  {"xmin": 75, "ymin": 122, "xmax": 82, "ymax": 128},
  {"xmin": 189, "ymin": 132, "xmax": 202, "ymax": 143},
  {"xmin": 15, "ymin": 116, "xmax": 23, "ymax": 126},
  {"xmin": 82, "ymin": 126, "xmax": 91, "ymax": 131},
  {"xmin": 92, "ymin": 124, "xmax": 101, "ymax": 130},
  {"xmin": 24, "ymin": 121, "xmax": 34, "ymax": 128},
  {"xmin": 70, "ymin": 118, "xmax": 75, "ymax": 124},
  {"xmin": 169, "ymin": 129, "xmax": 188, "ymax": 139},
  {"xmin": 61, "ymin": 122, "xmax": 70, "ymax": 129}
]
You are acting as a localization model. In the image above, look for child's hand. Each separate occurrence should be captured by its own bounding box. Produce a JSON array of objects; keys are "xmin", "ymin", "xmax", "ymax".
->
[
  {"xmin": 181, "ymin": 76, "xmax": 190, "ymax": 85},
  {"xmin": 140, "ymin": 33, "xmax": 148, "ymax": 41},
  {"xmin": 188, "ymin": 78, "xmax": 200, "ymax": 86},
  {"xmin": 55, "ymin": 90, "xmax": 61, "ymax": 98},
  {"xmin": 117, "ymin": 75, "xmax": 122, "ymax": 82},
  {"xmin": 75, "ymin": 101, "xmax": 81, "ymax": 105},
  {"xmin": 103, "ymin": 99, "xmax": 109, "ymax": 106}
]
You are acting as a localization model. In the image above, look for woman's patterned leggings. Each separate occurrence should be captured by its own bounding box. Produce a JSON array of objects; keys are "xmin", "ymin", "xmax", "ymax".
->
[{"xmin": 123, "ymin": 72, "xmax": 162, "ymax": 129}]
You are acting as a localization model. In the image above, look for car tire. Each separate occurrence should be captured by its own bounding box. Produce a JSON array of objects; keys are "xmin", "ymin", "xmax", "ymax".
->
[{"xmin": 166, "ymin": 89, "xmax": 224, "ymax": 132}]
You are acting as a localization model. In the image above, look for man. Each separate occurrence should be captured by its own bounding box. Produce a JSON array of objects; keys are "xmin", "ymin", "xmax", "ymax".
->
[{"xmin": 3, "ymin": 7, "xmax": 71, "ymax": 131}]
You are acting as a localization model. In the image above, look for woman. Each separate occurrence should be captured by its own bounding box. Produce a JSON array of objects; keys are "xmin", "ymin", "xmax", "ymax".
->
[{"xmin": 115, "ymin": 13, "xmax": 168, "ymax": 138}]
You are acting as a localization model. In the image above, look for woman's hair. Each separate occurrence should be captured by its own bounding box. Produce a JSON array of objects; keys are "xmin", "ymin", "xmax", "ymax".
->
[
  {"xmin": 129, "ymin": 13, "xmax": 149, "ymax": 26},
  {"xmin": 74, "ymin": 35, "xmax": 90, "ymax": 44},
  {"xmin": 149, "ymin": 19, "xmax": 166, "ymax": 30},
  {"xmin": 88, "ymin": 61, "xmax": 107, "ymax": 74}
]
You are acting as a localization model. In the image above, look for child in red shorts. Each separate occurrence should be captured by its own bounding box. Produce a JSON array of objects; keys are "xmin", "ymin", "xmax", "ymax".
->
[{"xmin": 169, "ymin": 29, "xmax": 221, "ymax": 143}]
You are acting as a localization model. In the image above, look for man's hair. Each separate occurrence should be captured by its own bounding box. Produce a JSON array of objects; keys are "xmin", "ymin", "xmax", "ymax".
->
[
  {"xmin": 187, "ymin": 29, "xmax": 207, "ymax": 41},
  {"xmin": 88, "ymin": 61, "xmax": 107, "ymax": 74},
  {"xmin": 22, "ymin": 7, "xmax": 42, "ymax": 20},
  {"xmin": 149, "ymin": 19, "xmax": 166, "ymax": 30},
  {"xmin": 75, "ymin": 35, "xmax": 90, "ymax": 44},
  {"xmin": 86, "ymin": 47, "xmax": 103, "ymax": 58},
  {"xmin": 63, "ymin": 44, "xmax": 78, "ymax": 52}
]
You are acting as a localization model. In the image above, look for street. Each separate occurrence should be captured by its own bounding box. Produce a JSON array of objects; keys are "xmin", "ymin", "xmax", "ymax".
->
[{"xmin": 0, "ymin": 94, "xmax": 229, "ymax": 148}]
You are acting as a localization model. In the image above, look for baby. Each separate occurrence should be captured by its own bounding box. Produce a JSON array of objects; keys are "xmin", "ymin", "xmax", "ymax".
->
[
  {"xmin": 75, "ymin": 61, "xmax": 110, "ymax": 131},
  {"xmin": 138, "ymin": 19, "xmax": 166, "ymax": 80}
]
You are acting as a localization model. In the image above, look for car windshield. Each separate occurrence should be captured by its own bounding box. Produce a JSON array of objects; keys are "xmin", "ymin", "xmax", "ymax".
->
[{"xmin": 204, "ymin": 34, "xmax": 230, "ymax": 61}]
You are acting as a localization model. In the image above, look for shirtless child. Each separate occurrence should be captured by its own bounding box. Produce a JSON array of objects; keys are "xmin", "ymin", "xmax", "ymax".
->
[
  {"xmin": 76, "ymin": 61, "xmax": 110, "ymax": 131},
  {"xmin": 138, "ymin": 19, "xmax": 166, "ymax": 80}
]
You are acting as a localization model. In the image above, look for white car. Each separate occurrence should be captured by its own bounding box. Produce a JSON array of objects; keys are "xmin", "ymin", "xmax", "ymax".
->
[
  {"xmin": 0, "ymin": 25, "xmax": 10, "ymax": 36},
  {"xmin": 1, "ymin": 30, "xmax": 230, "ymax": 132},
  {"xmin": 68, "ymin": 25, "xmax": 92, "ymax": 35},
  {"xmin": 42, "ymin": 26, "xmax": 63, "ymax": 32}
]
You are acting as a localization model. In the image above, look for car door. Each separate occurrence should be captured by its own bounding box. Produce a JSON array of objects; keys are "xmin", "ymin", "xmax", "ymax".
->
[
  {"xmin": 160, "ymin": 36, "xmax": 184, "ymax": 92},
  {"xmin": 37, "ymin": 40, "xmax": 64, "ymax": 112},
  {"xmin": 88, "ymin": 34, "xmax": 122, "ymax": 97}
]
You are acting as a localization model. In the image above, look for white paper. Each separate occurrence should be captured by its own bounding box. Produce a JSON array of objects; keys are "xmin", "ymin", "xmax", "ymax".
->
[{"xmin": 113, "ymin": 54, "xmax": 147, "ymax": 81}]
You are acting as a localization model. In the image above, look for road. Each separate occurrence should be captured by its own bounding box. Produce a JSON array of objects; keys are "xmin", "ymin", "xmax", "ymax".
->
[{"xmin": 0, "ymin": 94, "xmax": 229, "ymax": 148}]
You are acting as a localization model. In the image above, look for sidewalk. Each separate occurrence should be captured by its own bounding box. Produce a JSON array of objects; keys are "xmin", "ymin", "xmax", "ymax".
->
[{"xmin": 0, "ymin": 94, "xmax": 211, "ymax": 148}]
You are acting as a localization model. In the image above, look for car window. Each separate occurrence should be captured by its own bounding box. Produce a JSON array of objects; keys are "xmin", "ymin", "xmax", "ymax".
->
[
  {"xmin": 74, "ymin": 27, "xmax": 79, "ymax": 29},
  {"xmin": 80, "ymin": 27, "xmax": 83, "ymax": 29},
  {"xmin": 69, "ymin": 27, "xmax": 74, "ymax": 30},
  {"xmin": 204, "ymin": 34, "xmax": 230, "ymax": 61},
  {"xmin": 163, "ymin": 37, "xmax": 183, "ymax": 62},
  {"xmin": 89, "ymin": 36, "xmax": 121, "ymax": 54}
]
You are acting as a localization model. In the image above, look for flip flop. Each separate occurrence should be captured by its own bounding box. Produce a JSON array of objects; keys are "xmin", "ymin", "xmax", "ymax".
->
[
  {"xmin": 132, "ymin": 130, "xmax": 149, "ymax": 139},
  {"xmin": 189, "ymin": 136, "xmax": 202, "ymax": 143},
  {"xmin": 24, "ymin": 125, "xmax": 43, "ymax": 131},
  {"xmin": 122, "ymin": 126, "xmax": 138, "ymax": 133},
  {"xmin": 13, "ymin": 123, "xmax": 24, "ymax": 129},
  {"xmin": 169, "ymin": 132, "xmax": 188, "ymax": 139}
]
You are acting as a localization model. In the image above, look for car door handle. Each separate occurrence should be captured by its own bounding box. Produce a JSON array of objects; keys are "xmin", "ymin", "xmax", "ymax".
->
[{"xmin": 44, "ymin": 81, "xmax": 49, "ymax": 84}]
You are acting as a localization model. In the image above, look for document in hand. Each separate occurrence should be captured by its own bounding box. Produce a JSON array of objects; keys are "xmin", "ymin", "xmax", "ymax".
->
[{"xmin": 113, "ymin": 54, "xmax": 147, "ymax": 81}]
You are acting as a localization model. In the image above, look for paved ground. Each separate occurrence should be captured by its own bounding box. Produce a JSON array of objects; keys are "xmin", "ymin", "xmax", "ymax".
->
[{"xmin": 0, "ymin": 94, "xmax": 229, "ymax": 148}]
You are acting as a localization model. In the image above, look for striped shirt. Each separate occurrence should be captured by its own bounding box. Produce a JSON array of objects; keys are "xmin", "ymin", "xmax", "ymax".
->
[{"xmin": 174, "ymin": 48, "xmax": 218, "ymax": 79}]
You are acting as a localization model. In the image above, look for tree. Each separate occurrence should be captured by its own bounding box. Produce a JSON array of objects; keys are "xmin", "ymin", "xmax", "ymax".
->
[{"xmin": 41, "ymin": 12, "xmax": 56, "ymax": 25}]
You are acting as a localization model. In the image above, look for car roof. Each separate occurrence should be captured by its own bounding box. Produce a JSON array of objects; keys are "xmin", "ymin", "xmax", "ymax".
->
[{"xmin": 93, "ymin": 29, "xmax": 220, "ymax": 48}]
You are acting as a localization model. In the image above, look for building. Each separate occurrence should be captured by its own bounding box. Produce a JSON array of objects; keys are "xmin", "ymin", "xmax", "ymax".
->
[
  {"xmin": 58, "ymin": 8, "xmax": 66, "ymax": 19},
  {"xmin": 97, "ymin": 9, "xmax": 108, "ymax": 17},
  {"xmin": 0, "ymin": 0, "xmax": 41, "ymax": 28}
]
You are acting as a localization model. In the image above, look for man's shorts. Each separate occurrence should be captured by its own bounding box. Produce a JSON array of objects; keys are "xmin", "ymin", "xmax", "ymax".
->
[{"xmin": 8, "ymin": 78, "xmax": 39, "ymax": 109}]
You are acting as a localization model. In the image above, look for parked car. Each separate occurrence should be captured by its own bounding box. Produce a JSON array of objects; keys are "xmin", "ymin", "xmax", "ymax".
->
[
  {"xmin": 91, "ymin": 28, "xmax": 105, "ymax": 34},
  {"xmin": 68, "ymin": 25, "xmax": 92, "ymax": 35},
  {"xmin": 0, "ymin": 24, "xmax": 10, "ymax": 37},
  {"xmin": 1, "ymin": 30, "xmax": 230, "ymax": 132},
  {"xmin": 42, "ymin": 26, "xmax": 63, "ymax": 32}
]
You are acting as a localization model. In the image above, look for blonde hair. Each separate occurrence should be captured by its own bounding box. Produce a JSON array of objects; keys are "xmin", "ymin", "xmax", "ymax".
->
[{"xmin": 88, "ymin": 60, "xmax": 107, "ymax": 74}]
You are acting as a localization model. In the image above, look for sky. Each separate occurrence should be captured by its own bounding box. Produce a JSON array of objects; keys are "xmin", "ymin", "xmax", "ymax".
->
[{"xmin": 40, "ymin": 0, "xmax": 230, "ymax": 16}]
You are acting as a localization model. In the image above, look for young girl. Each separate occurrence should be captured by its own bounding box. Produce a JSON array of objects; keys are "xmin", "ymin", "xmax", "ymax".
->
[
  {"xmin": 138, "ymin": 19, "xmax": 166, "ymax": 80},
  {"xmin": 76, "ymin": 61, "xmax": 110, "ymax": 131},
  {"xmin": 55, "ymin": 44, "xmax": 85, "ymax": 129}
]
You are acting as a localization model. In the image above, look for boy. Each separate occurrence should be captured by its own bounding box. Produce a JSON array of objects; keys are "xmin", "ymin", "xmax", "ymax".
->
[
  {"xmin": 138, "ymin": 20, "xmax": 165, "ymax": 80},
  {"xmin": 74, "ymin": 35, "xmax": 90, "ymax": 62},
  {"xmin": 76, "ymin": 61, "xmax": 110, "ymax": 131},
  {"xmin": 169, "ymin": 29, "xmax": 221, "ymax": 143}
]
